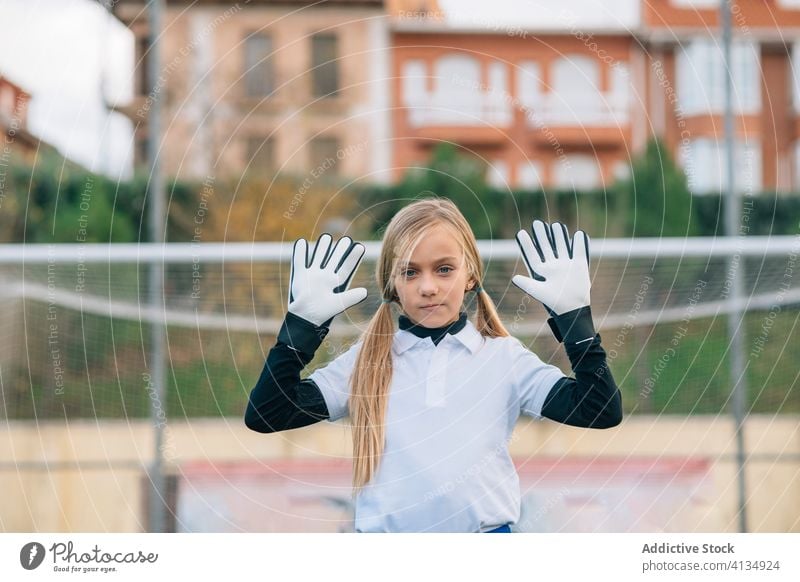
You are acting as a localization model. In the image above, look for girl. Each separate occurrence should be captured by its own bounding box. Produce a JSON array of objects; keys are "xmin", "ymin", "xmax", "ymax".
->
[{"xmin": 245, "ymin": 197, "xmax": 622, "ymax": 533}]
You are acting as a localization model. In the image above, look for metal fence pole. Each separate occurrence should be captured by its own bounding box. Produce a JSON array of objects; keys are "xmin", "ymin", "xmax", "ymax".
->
[
  {"xmin": 146, "ymin": 0, "xmax": 168, "ymax": 534},
  {"xmin": 720, "ymin": 0, "xmax": 749, "ymax": 533}
]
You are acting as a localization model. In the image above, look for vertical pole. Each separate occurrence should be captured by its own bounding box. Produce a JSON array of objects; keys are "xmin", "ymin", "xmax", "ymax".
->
[
  {"xmin": 99, "ymin": 0, "xmax": 112, "ymax": 175},
  {"xmin": 147, "ymin": 0, "xmax": 167, "ymax": 534},
  {"xmin": 720, "ymin": 0, "xmax": 748, "ymax": 533}
]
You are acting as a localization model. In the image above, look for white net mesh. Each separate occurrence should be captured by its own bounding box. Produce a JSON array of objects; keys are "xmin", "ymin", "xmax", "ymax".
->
[{"xmin": 1, "ymin": 238, "xmax": 798, "ymax": 421}]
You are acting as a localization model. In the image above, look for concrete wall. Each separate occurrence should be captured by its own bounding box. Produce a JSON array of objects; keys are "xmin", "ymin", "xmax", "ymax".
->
[{"xmin": 1, "ymin": 415, "xmax": 798, "ymax": 532}]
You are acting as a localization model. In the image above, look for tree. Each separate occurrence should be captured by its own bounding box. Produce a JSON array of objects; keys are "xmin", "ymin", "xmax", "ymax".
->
[
  {"xmin": 615, "ymin": 138, "xmax": 699, "ymax": 237},
  {"xmin": 358, "ymin": 143, "xmax": 503, "ymax": 239}
]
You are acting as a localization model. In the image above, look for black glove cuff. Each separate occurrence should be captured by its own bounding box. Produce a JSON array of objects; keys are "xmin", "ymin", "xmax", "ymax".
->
[
  {"xmin": 278, "ymin": 312, "xmax": 330, "ymax": 355},
  {"xmin": 547, "ymin": 305, "xmax": 596, "ymax": 344}
]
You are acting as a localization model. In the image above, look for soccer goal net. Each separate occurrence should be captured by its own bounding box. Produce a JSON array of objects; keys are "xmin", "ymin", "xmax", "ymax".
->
[{"xmin": 0, "ymin": 236, "xmax": 797, "ymax": 422}]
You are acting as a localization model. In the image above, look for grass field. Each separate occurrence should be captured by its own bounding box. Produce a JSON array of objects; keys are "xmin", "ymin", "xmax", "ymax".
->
[{"xmin": 4, "ymin": 305, "xmax": 797, "ymax": 421}]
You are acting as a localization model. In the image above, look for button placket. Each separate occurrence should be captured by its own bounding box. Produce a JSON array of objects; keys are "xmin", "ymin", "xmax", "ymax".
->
[{"xmin": 425, "ymin": 342, "xmax": 449, "ymax": 407}]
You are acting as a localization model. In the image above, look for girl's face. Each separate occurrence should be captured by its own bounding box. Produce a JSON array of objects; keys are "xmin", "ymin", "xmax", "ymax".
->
[{"xmin": 393, "ymin": 225, "xmax": 474, "ymax": 328}]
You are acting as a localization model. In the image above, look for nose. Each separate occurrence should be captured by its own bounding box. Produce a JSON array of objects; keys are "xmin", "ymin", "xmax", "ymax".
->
[{"xmin": 418, "ymin": 272, "xmax": 438, "ymax": 296}]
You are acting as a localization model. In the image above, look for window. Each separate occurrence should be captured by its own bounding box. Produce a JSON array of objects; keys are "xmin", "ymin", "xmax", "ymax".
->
[
  {"xmin": 486, "ymin": 160, "xmax": 509, "ymax": 189},
  {"xmin": 311, "ymin": 34, "xmax": 339, "ymax": 97},
  {"xmin": 488, "ymin": 61, "xmax": 507, "ymax": 96},
  {"xmin": 792, "ymin": 42, "xmax": 800, "ymax": 113},
  {"xmin": 552, "ymin": 55, "xmax": 600, "ymax": 94},
  {"xmin": 794, "ymin": 141, "xmax": 800, "ymax": 189},
  {"xmin": 551, "ymin": 55, "xmax": 601, "ymax": 120},
  {"xmin": 402, "ymin": 60, "xmax": 427, "ymax": 106},
  {"xmin": 517, "ymin": 161, "xmax": 543, "ymax": 190},
  {"xmin": 517, "ymin": 60, "xmax": 542, "ymax": 109},
  {"xmin": 553, "ymin": 154, "xmax": 602, "ymax": 190},
  {"xmin": 612, "ymin": 160, "xmax": 631, "ymax": 183},
  {"xmin": 610, "ymin": 64, "xmax": 630, "ymax": 106},
  {"xmin": 243, "ymin": 33, "xmax": 273, "ymax": 97},
  {"xmin": 137, "ymin": 36, "xmax": 150, "ymax": 95},
  {"xmin": 310, "ymin": 137, "xmax": 340, "ymax": 175},
  {"xmin": 245, "ymin": 136, "xmax": 274, "ymax": 173},
  {"xmin": 486, "ymin": 61, "xmax": 511, "ymax": 124},
  {"xmin": 432, "ymin": 55, "xmax": 482, "ymax": 122},
  {"xmin": 680, "ymin": 139, "xmax": 762, "ymax": 194},
  {"xmin": 676, "ymin": 38, "xmax": 760, "ymax": 115}
]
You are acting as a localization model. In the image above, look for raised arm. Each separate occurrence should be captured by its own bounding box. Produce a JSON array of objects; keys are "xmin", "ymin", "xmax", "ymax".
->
[
  {"xmin": 512, "ymin": 220, "xmax": 623, "ymax": 429},
  {"xmin": 244, "ymin": 312, "xmax": 332, "ymax": 433},
  {"xmin": 244, "ymin": 234, "xmax": 368, "ymax": 433}
]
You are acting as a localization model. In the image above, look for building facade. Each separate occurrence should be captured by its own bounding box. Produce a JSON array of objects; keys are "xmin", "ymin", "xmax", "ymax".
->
[
  {"xmin": 112, "ymin": 0, "xmax": 391, "ymax": 183},
  {"xmin": 391, "ymin": 0, "xmax": 800, "ymax": 193},
  {"xmin": 0, "ymin": 75, "xmax": 48, "ymax": 165},
  {"xmin": 640, "ymin": 0, "xmax": 800, "ymax": 194},
  {"xmin": 111, "ymin": 0, "xmax": 800, "ymax": 193}
]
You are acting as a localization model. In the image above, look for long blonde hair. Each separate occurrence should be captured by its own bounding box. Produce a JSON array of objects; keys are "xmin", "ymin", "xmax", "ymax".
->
[{"xmin": 349, "ymin": 197, "xmax": 509, "ymax": 493}]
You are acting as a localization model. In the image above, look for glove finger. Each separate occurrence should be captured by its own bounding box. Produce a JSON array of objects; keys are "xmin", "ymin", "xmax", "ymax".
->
[
  {"xmin": 513, "ymin": 275, "xmax": 556, "ymax": 316},
  {"xmin": 515, "ymin": 229, "xmax": 544, "ymax": 279},
  {"xmin": 511, "ymin": 274, "xmax": 539, "ymax": 298},
  {"xmin": 573, "ymin": 230, "xmax": 590, "ymax": 266},
  {"xmin": 325, "ymin": 236, "xmax": 352, "ymax": 272},
  {"xmin": 289, "ymin": 238, "xmax": 308, "ymax": 304},
  {"xmin": 532, "ymin": 219, "xmax": 556, "ymax": 262},
  {"xmin": 336, "ymin": 242, "xmax": 366, "ymax": 287},
  {"xmin": 310, "ymin": 233, "xmax": 333, "ymax": 269},
  {"xmin": 553, "ymin": 222, "xmax": 570, "ymax": 260},
  {"xmin": 336, "ymin": 287, "xmax": 368, "ymax": 311}
]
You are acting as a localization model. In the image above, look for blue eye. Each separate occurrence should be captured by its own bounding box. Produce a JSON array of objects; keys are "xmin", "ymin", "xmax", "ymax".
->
[{"xmin": 401, "ymin": 266, "xmax": 453, "ymax": 277}]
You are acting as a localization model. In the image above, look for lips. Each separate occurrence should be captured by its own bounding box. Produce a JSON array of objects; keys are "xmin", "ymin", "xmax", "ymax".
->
[{"xmin": 421, "ymin": 304, "xmax": 442, "ymax": 309}]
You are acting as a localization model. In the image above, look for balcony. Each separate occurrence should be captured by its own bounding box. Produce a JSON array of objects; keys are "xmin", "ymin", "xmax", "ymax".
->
[
  {"xmin": 402, "ymin": 93, "xmax": 512, "ymax": 144},
  {"xmin": 526, "ymin": 93, "xmax": 629, "ymax": 128},
  {"xmin": 522, "ymin": 93, "xmax": 629, "ymax": 147},
  {"xmin": 406, "ymin": 93, "xmax": 512, "ymax": 128}
]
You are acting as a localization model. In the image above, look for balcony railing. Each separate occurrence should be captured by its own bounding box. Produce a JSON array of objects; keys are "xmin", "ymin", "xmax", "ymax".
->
[
  {"xmin": 406, "ymin": 93, "xmax": 512, "ymax": 127},
  {"xmin": 405, "ymin": 91, "xmax": 628, "ymax": 128},
  {"xmin": 524, "ymin": 93, "xmax": 629, "ymax": 127}
]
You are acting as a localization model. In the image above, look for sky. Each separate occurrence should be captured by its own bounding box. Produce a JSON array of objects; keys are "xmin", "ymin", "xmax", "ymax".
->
[
  {"xmin": 0, "ymin": 0, "xmax": 134, "ymax": 178},
  {"xmin": 437, "ymin": 0, "xmax": 639, "ymax": 30}
]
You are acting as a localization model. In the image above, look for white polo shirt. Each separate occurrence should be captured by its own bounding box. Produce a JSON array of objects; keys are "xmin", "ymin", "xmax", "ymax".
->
[{"xmin": 308, "ymin": 318, "xmax": 566, "ymax": 533}]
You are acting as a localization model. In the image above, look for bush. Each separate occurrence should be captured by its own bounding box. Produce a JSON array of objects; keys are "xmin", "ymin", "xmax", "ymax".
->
[{"xmin": 613, "ymin": 138, "xmax": 699, "ymax": 237}]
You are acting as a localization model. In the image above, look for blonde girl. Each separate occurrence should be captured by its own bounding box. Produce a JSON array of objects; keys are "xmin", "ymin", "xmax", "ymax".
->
[{"xmin": 245, "ymin": 197, "xmax": 622, "ymax": 532}]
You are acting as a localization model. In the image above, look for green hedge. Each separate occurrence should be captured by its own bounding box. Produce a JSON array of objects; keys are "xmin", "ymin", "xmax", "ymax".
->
[
  {"xmin": 358, "ymin": 139, "xmax": 800, "ymax": 239},
  {"xmin": 8, "ymin": 140, "xmax": 799, "ymax": 244}
]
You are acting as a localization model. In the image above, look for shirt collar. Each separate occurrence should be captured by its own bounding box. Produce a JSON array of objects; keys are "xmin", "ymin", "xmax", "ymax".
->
[
  {"xmin": 398, "ymin": 310, "xmax": 467, "ymax": 340},
  {"xmin": 393, "ymin": 313, "xmax": 484, "ymax": 355}
]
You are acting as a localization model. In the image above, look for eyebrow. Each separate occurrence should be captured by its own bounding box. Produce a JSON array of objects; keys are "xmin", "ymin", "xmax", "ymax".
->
[{"xmin": 402, "ymin": 256, "xmax": 459, "ymax": 267}]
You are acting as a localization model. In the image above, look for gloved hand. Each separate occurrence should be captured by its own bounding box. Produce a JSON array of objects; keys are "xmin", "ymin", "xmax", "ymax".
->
[
  {"xmin": 288, "ymin": 233, "xmax": 368, "ymax": 327},
  {"xmin": 512, "ymin": 220, "xmax": 591, "ymax": 316}
]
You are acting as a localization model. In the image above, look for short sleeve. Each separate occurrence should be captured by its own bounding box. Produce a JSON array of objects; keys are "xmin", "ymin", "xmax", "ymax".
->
[
  {"xmin": 510, "ymin": 337, "xmax": 566, "ymax": 419},
  {"xmin": 307, "ymin": 340, "xmax": 363, "ymax": 422}
]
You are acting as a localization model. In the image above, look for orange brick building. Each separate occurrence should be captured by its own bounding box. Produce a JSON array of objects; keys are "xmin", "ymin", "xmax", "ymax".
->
[
  {"xmin": 390, "ymin": 0, "xmax": 800, "ymax": 193},
  {"xmin": 108, "ymin": 0, "xmax": 800, "ymax": 193},
  {"xmin": 0, "ymin": 75, "xmax": 44, "ymax": 165},
  {"xmin": 639, "ymin": 0, "xmax": 800, "ymax": 193}
]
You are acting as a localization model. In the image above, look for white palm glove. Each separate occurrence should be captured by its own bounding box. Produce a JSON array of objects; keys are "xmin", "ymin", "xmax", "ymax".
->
[
  {"xmin": 288, "ymin": 234, "xmax": 368, "ymax": 327},
  {"xmin": 512, "ymin": 220, "xmax": 591, "ymax": 316}
]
